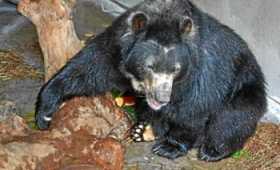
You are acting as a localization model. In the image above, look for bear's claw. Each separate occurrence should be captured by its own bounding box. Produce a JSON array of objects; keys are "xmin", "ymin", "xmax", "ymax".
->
[
  {"xmin": 198, "ymin": 144, "xmax": 227, "ymax": 162},
  {"xmin": 35, "ymin": 113, "xmax": 51, "ymax": 130},
  {"xmin": 131, "ymin": 122, "xmax": 155, "ymax": 142},
  {"xmin": 152, "ymin": 139, "xmax": 188, "ymax": 159}
]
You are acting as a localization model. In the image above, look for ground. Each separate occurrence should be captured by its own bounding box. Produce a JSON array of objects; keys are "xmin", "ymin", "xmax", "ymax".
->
[
  {"xmin": 124, "ymin": 123, "xmax": 280, "ymax": 170},
  {"xmin": 0, "ymin": 2, "xmax": 279, "ymax": 169}
]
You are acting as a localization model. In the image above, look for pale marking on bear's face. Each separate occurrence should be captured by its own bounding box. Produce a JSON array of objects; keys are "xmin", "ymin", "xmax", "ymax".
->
[
  {"xmin": 131, "ymin": 78, "xmax": 145, "ymax": 92},
  {"xmin": 163, "ymin": 46, "xmax": 176, "ymax": 55},
  {"xmin": 174, "ymin": 62, "xmax": 182, "ymax": 76},
  {"xmin": 120, "ymin": 32, "xmax": 133, "ymax": 40},
  {"xmin": 121, "ymin": 60, "xmax": 181, "ymax": 110},
  {"xmin": 127, "ymin": 11, "xmax": 150, "ymax": 30},
  {"xmin": 146, "ymin": 73, "xmax": 175, "ymax": 95},
  {"xmin": 144, "ymin": 0, "xmax": 173, "ymax": 13},
  {"xmin": 120, "ymin": 67, "xmax": 145, "ymax": 92},
  {"xmin": 144, "ymin": 72, "xmax": 175, "ymax": 110}
]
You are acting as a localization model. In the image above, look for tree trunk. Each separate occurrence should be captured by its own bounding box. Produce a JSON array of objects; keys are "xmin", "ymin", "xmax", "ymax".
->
[{"xmin": 17, "ymin": 0, "xmax": 83, "ymax": 81}]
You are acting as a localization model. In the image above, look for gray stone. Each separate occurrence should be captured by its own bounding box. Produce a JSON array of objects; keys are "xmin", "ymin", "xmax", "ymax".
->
[
  {"xmin": 4, "ymin": 0, "xmax": 19, "ymax": 5},
  {"xmin": 0, "ymin": 100, "xmax": 17, "ymax": 121},
  {"xmin": 93, "ymin": 0, "xmax": 142, "ymax": 17},
  {"xmin": 73, "ymin": 1, "xmax": 113, "ymax": 39},
  {"xmin": 0, "ymin": 79, "xmax": 43, "ymax": 115}
]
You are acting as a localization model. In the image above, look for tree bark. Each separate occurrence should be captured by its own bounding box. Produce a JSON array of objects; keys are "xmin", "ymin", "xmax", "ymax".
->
[{"xmin": 17, "ymin": 0, "xmax": 83, "ymax": 81}]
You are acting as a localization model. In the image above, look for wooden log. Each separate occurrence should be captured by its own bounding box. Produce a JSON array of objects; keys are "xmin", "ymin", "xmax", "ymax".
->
[{"xmin": 17, "ymin": 0, "xmax": 83, "ymax": 81}]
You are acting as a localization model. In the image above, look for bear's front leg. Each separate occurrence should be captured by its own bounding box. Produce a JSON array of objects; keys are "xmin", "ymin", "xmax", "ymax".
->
[
  {"xmin": 151, "ymin": 123, "xmax": 201, "ymax": 159},
  {"xmin": 131, "ymin": 119, "xmax": 190, "ymax": 159},
  {"xmin": 131, "ymin": 104, "xmax": 169, "ymax": 142},
  {"xmin": 152, "ymin": 113, "xmax": 208, "ymax": 159},
  {"xmin": 36, "ymin": 43, "xmax": 127, "ymax": 129}
]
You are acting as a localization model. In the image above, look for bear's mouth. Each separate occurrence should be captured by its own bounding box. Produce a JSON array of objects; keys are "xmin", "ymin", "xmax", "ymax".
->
[{"xmin": 146, "ymin": 95, "xmax": 168, "ymax": 111}]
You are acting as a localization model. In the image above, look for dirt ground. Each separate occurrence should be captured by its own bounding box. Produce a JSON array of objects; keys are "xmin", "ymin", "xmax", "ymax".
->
[
  {"xmin": 124, "ymin": 123, "xmax": 280, "ymax": 170},
  {"xmin": 193, "ymin": 123, "xmax": 280, "ymax": 170}
]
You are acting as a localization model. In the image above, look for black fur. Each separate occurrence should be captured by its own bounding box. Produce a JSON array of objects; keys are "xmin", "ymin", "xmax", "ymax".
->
[{"xmin": 36, "ymin": 0, "xmax": 267, "ymax": 161}]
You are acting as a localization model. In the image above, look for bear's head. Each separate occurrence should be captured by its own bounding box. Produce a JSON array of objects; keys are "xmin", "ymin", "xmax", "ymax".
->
[{"xmin": 119, "ymin": 0, "xmax": 198, "ymax": 110}]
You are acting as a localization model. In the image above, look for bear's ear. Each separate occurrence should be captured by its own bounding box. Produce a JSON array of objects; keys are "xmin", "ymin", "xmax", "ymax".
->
[
  {"xmin": 129, "ymin": 12, "xmax": 149, "ymax": 33},
  {"xmin": 180, "ymin": 17, "xmax": 193, "ymax": 34}
]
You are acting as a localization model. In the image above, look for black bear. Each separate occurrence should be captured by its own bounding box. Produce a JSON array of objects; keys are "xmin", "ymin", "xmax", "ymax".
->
[{"xmin": 35, "ymin": 0, "xmax": 267, "ymax": 161}]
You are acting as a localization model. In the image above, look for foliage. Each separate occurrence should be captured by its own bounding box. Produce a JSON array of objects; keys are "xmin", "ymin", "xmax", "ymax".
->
[
  {"xmin": 231, "ymin": 149, "xmax": 250, "ymax": 159},
  {"xmin": 112, "ymin": 89, "xmax": 138, "ymax": 122}
]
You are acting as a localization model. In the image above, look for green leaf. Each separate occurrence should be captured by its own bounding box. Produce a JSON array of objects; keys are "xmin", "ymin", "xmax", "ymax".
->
[
  {"xmin": 123, "ymin": 106, "xmax": 137, "ymax": 122},
  {"xmin": 231, "ymin": 149, "xmax": 250, "ymax": 159},
  {"xmin": 111, "ymin": 89, "xmax": 124, "ymax": 98}
]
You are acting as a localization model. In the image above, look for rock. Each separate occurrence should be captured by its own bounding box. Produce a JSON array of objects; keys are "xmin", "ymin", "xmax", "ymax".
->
[
  {"xmin": 0, "ymin": 115, "xmax": 30, "ymax": 143},
  {"xmin": 0, "ymin": 79, "xmax": 43, "ymax": 115},
  {"xmin": 73, "ymin": 1, "xmax": 113, "ymax": 39},
  {"xmin": 4, "ymin": 0, "xmax": 19, "ymax": 5},
  {"xmin": 0, "ymin": 100, "xmax": 17, "ymax": 121},
  {"xmin": 0, "ymin": 95, "xmax": 131, "ymax": 170},
  {"xmin": 92, "ymin": 0, "xmax": 142, "ymax": 17}
]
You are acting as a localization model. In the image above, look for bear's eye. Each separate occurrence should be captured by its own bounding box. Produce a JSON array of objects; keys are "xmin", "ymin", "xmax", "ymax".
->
[
  {"xmin": 130, "ymin": 12, "xmax": 149, "ymax": 33},
  {"xmin": 174, "ymin": 63, "xmax": 181, "ymax": 72},
  {"xmin": 180, "ymin": 17, "xmax": 193, "ymax": 34}
]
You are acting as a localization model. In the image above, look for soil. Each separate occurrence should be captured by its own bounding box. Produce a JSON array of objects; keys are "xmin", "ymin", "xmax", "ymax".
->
[
  {"xmin": 124, "ymin": 123, "xmax": 280, "ymax": 170},
  {"xmin": 193, "ymin": 123, "xmax": 280, "ymax": 170}
]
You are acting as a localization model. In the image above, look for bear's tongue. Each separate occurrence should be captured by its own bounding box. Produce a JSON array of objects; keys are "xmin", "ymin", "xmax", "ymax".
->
[{"xmin": 147, "ymin": 98, "xmax": 162, "ymax": 111}]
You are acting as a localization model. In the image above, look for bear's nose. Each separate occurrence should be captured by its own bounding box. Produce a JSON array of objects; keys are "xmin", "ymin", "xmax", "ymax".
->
[{"xmin": 155, "ymin": 92, "xmax": 171, "ymax": 103}]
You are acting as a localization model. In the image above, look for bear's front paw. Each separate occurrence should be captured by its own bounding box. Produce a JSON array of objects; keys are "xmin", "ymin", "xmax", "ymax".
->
[
  {"xmin": 152, "ymin": 139, "xmax": 188, "ymax": 159},
  {"xmin": 35, "ymin": 112, "xmax": 52, "ymax": 130},
  {"xmin": 131, "ymin": 122, "xmax": 155, "ymax": 142},
  {"xmin": 198, "ymin": 144, "xmax": 228, "ymax": 162}
]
